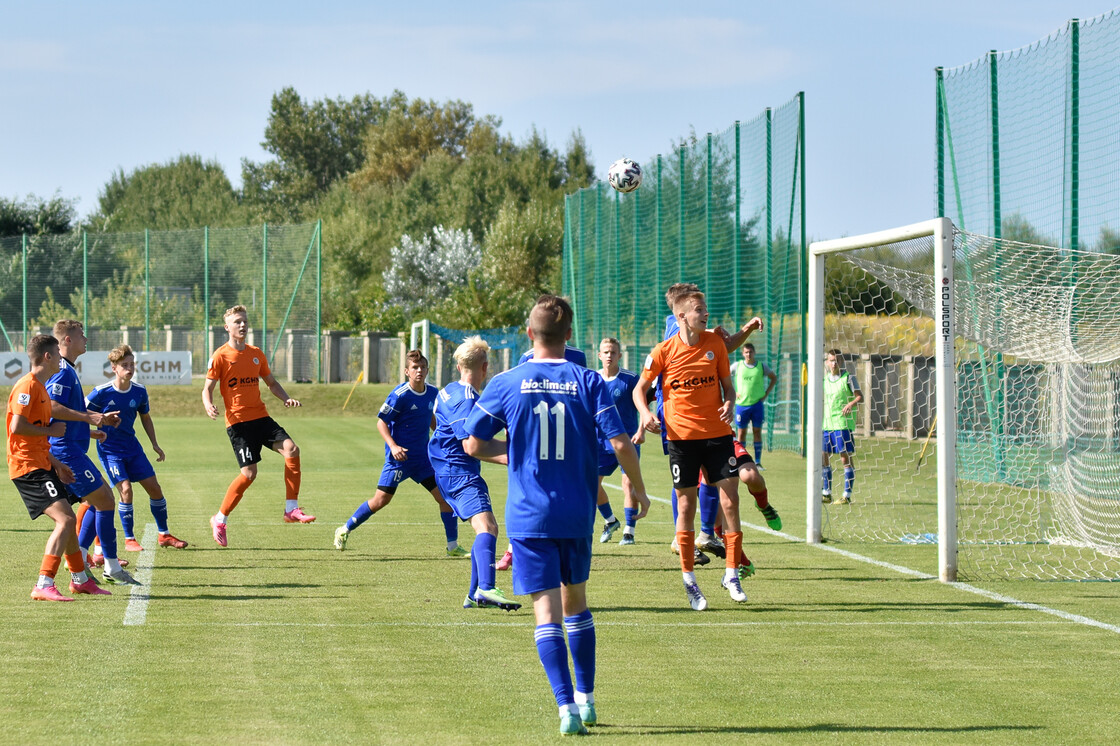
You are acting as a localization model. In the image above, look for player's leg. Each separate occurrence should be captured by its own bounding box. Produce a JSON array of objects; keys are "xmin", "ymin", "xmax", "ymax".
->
[
  {"xmin": 740, "ymin": 460, "xmax": 780, "ymax": 531},
  {"xmin": 468, "ymin": 510, "xmax": 519, "ymax": 610},
  {"xmin": 696, "ymin": 477, "xmax": 724, "ymax": 558},
  {"xmin": 334, "ymin": 479, "xmax": 395, "ymax": 550},
  {"xmin": 32, "ymin": 498, "xmax": 78, "ymax": 601},
  {"xmin": 558, "ymin": 537, "xmax": 596, "ymax": 727},
  {"xmin": 713, "ymin": 474, "xmax": 747, "ymax": 603},
  {"xmin": 837, "ymin": 440, "xmax": 855, "ymax": 503},
  {"xmin": 750, "ymin": 401, "xmax": 766, "ymax": 466},
  {"xmin": 752, "ymin": 424, "xmax": 765, "ymax": 466},
  {"xmin": 619, "ymin": 473, "xmax": 637, "ymax": 545},
  {"xmin": 595, "ymin": 475, "xmax": 621, "ymax": 544},
  {"xmin": 272, "ymin": 437, "xmax": 314, "ymax": 523},
  {"xmin": 136, "ymin": 473, "xmax": 187, "ymax": 548},
  {"xmin": 426, "ymin": 477, "xmax": 464, "ymax": 555},
  {"xmin": 213, "ymin": 423, "xmax": 262, "ymax": 546},
  {"xmin": 821, "ymin": 434, "xmax": 834, "ymax": 501},
  {"xmin": 115, "ymin": 478, "xmax": 142, "ymax": 552},
  {"xmin": 86, "ymin": 482, "xmax": 137, "ymax": 584}
]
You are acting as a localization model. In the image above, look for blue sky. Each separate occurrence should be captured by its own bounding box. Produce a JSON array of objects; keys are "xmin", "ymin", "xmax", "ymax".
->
[{"xmin": 0, "ymin": 1, "xmax": 1104, "ymax": 239}]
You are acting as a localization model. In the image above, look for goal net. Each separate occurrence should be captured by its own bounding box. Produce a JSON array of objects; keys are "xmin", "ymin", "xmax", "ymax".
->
[{"xmin": 808, "ymin": 218, "xmax": 1120, "ymax": 581}]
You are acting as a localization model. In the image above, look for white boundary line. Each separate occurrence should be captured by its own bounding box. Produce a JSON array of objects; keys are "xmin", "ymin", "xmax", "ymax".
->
[
  {"xmin": 604, "ymin": 483, "xmax": 1120, "ymax": 635},
  {"xmin": 123, "ymin": 523, "xmax": 157, "ymax": 626},
  {"xmin": 152, "ymin": 619, "xmax": 1065, "ymax": 629}
]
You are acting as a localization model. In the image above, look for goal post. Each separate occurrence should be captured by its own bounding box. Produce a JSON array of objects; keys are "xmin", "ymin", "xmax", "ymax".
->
[{"xmin": 808, "ymin": 218, "xmax": 957, "ymax": 581}]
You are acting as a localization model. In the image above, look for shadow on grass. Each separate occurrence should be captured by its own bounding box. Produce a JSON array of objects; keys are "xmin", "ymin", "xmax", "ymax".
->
[{"xmin": 595, "ymin": 723, "xmax": 1043, "ymax": 736}]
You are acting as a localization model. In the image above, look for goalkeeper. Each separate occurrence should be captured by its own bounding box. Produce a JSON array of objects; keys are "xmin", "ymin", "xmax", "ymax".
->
[{"xmin": 821, "ymin": 348, "xmax": 862, "ymax": 504}]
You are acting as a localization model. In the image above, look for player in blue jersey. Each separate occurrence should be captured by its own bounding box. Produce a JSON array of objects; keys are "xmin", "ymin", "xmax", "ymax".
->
[
  {"xmin": 465, "ymin": 295, "xmax": 650, "ymax": 736},
  {"xmin": 594, "ymin": 337, "xmax": 643, "ymax": 545},
  {"xmin": 48, "ymin": 320, "xmax": 139, "ymax": 585},
  {"xmin": 86, "ymin": 345, "xmax": 188, "ymax": 552},
  {"xmin": 518, "ymin": 344, "xmax": 587, "ymax": 367},
  {"xmin": 334, "ymin": 350, "xmax": 462, "ymax": 555},
  {"xmin": 428, "ymin": 336, "xmax": 520, "ymax": 611}
]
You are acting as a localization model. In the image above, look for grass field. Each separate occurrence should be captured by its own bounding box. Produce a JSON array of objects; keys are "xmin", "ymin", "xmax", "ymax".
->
[{"xmin": 2, "ymin": 383, "xmax": 1119, "ymax": 744}]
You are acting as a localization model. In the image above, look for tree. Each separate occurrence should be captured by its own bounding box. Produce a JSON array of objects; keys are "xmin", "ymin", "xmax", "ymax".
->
[
  {"xmin": 382, "ymin": 226, "xmax": 482, "ymax": 316},
  {"xmin": 92, "ymin": 154, "xmax": 242, "ymax": 232},
  {"xmin": 0, "ymin": 193, "xmax": 76, "ymax": 237}
]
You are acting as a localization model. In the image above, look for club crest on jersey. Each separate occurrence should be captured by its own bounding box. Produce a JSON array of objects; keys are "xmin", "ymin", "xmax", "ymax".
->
[
  {"xmin": 705, "ymin": 351, "xmax": 715, "ymax": 360},
  {"xmin": 379, "ymin": 403, "xmax": 393, "ymax": 415},
  {"xmin": 130, "ymin": 400, "xmax": 137, "ymax": 408},
  {"xmin": 17, "ymin": 393, "xmax": 30, "ymax": 405},
  {"xmin": 253, "ymin": 357, "xmax": 260, "ymax": 365},
  {"xmin": 48, "ymin": 383, "xmax": 64, "ymax": 396}
]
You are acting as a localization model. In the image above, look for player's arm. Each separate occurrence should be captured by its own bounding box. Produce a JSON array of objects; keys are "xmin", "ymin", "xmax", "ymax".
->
[
  {"xmin": 463, "ymin": 436, "xmax": 508, "ymax": 465},
  {"xmin": 724, "ymin": 317, "xmax": 764, "ymax": 353},
  {"xmin": 50, "ymin": 399, "xmax": 120, "ymax": 428},
  {"xmin": 202, "ymin": 377, "xmax": 220, "ymax": 420},
  {"xmin": 47, "ymin": 452, "xmax": 74, "ymax": 484},
  {"xmin": 262, "ymin": 372, "xmax": 300, "ymax": 408},
  {"xmin": 718, "ymin": 373, "xmax": 736, "ymax": 426},
  {"xmin": 9, "ymin": 413, "xmax": 65, "ymax": 439},
  {"xmin": 609, "ymin": 435, "xmax": 650, "ymax": 518},
  {"xmin": 139, "ymin": 412, "xmax": 166, "ymax": 462},
  {"xmin": 377, "ymin": 417, "xmax": 407, "ymax": 461},
  {"xmin": 843, "ymin": 376, "xmax": 864, "ymax": 414},
  {"xmin": 633, "ymin": 376, "xmax": 660, "ymax": 435},
  {"xmin": 763, "ymin": 366, "xmax": 778, "ymax": 400}
]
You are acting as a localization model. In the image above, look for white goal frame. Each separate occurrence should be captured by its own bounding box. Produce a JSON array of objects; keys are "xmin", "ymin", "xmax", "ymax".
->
[{"xmin": 807, "ymin": 218, "xmax": 958, "ymax": 582}]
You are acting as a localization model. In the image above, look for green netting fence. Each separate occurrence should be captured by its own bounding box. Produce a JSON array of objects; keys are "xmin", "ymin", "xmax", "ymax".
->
[
  {"xmin": 563, "ymin": 93, "xmax": 806, "ymax": 452},
  {"xmin": 938, "ymin": 10, "xmax": 1120, "ymax": 251},
  {"xmin": 0, "ymin": 221, "xmax": 322, "ymax": 380}
]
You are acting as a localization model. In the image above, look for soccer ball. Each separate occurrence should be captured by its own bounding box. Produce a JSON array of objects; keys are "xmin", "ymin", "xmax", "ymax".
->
[{"xmin": 607, "ymin": 158, "xmax": 642, "ymax": 193}]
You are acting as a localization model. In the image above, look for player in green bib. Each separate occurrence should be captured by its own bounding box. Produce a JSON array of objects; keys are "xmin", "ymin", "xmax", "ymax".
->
[
  {"xmin": 822, "ymin": 349, "xmax": 862, "ymax": 504},
  {"xmin": 730, "ymin": 343, "xmax": 777, "ymax": 468}
]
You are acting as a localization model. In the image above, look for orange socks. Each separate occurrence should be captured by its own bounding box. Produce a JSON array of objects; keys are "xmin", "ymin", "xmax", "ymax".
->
[
  {"xmin": 64, "ymin": 552, "xmax": 86, "ymax": 574},
  {"xmin": 220, "ymin": 474, "xmax": 254, "ymax": 516},
  {"xmin": 724, "ymin": 531, "xmax": 743, "ymax": 570},
  {"xmin": 40, "ymin": 554, "xmax": 62, "ymax": 580},
  {"xmin": 677, "ymin": 531, "xmax": 696, "ymax": 572},
  {"xmin": 284, "ymin": 456, "xmax": 301, "ymax": 502}
]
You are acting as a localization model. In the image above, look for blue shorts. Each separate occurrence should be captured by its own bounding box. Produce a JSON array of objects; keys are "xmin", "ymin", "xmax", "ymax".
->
[
  {"xmin": 98, "ymin": 449, "xmax": 156, "ymax": 487},
  {"xmin": 435, "ymin": 472, "xmax": 492, "ymax": 521},
  {"xmin": 53, "ymin": 451, "xmax": 108, "ymax": 499},
  {"xmin": 735, "ymin": 401, "xmax": 766, "ymax": 429},
  {"xmin": 379, "ymin": 455, "xmax": 436, "ymax": 491},
  {"xmin": 823, "ymin": 430, "xmax": 855, "ymax": 454},
  {"xmin": 598, "ymin": 443, "xmax": 640, "ymax": 477},
  {"xmin": 511, "ymin": 536, "xmax": 593, "ymax": 596}
]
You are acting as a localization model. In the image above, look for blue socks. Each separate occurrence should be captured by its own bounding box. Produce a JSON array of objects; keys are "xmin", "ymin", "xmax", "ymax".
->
[
  {"xmin": 823, "ymin": 466, "xmax": 833, "ymax": 493},
  {"xmin": 118, "ymin": 502, "xmax": 134, "ymax": 540},
  {"xmin": 149, "ymin": 498, "xmax": 169, "ymax": 534},
  {"xmin": 95, "ymin": 508, "xmax": 118, "ymax": 559},
  {"xmin": 535, "ymin": 624, "xmax": 575, "ymax": 708},
  {"xmin": 440, "ymin": 510, "xmax": 458, "ymax": 544},
  {"xmin": 671, "ymin": 489, "xmax": 678, "ymax": 523},
  {"xmin": 564, "ymin": 610, "xmax": 595, "ymax": 698},
  {"xmin": 754, "ymin": 440, "xmax": 763, "ymax": 463},
  {"xmin": 78, "ymin": 506, "xmax": 96, "ymax": 548},
  {"xmin": 473, "ymin": 532, "xmax": 497, "ymax": 592},
  {"xmin": 698, "ymin": 483, "xmax": 719, "ymax": 535},
  {"xmin": 845, "ymin": 467, "xmax": 855, "ymax": 493},
  {"xmin": 346, "ymin": 501, "xmax": 374, "ymax": 532},
  {"xmin": 623, "ymin": 507, "xmax": 638, "ymax": 529},
  {"xmin": 597, "ymin": 501, "xmax": 614, "ymax": 521}
]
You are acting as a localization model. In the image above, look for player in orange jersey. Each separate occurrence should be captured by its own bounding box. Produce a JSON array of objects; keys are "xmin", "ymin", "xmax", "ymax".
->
[
  {"xmin": 202, "ymin": 305, "xmax": 314, "ymax": 547},
  {"xmin": 9, "ymin": 334, "xmax": 109, "ymax": 601},
  {"xmin": 634, "ymin": 289, "xmax": 746, "ymax": 610}
]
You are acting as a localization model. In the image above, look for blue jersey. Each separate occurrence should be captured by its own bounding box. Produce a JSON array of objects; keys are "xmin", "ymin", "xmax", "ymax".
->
[
  {"xmin": 428, "ymin": 380, "xmax": 482, "ymax": 476},
  {"xmin": 654, "ymin": 314, "xmax": 678, "ymax": 412},
  {"xmin": 47, "ymin": 357, "xmax": 91, "ymax": 454},
  {"xmin": 598, "ymin": 368, "xmax": 640, "ymax": 452},
  {"xmin": 86, "ymin": 381, "xmax": 149, "ymax": 457},
  {"xmin": 518, "ymin": 346, "xmax": 587, "ymax": 367},
  {"xmin": 465, "ymin": 360, "xmax": 625, "ymax": 539},
  {"xmin": 378, "ymin": 382, "xmax": 437, "ymax": 458}
]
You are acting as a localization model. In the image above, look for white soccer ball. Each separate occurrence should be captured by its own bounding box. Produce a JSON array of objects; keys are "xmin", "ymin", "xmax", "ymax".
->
[{"xmin": 607, "ymin": 158, "xmax": 642, "ymax": 193}]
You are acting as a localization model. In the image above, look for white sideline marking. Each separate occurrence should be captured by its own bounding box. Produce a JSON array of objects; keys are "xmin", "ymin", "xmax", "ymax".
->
[
  {"xmin": 157, "ymin": 619, "xmax": 1065, "ymax": 629},
  {"xmin": 604, "ymin": 483, "xmax": 1120, "ymax": 636},
  {"xmin": 122, "ymin": 523, "xmax": 157, "ymax": 626}
]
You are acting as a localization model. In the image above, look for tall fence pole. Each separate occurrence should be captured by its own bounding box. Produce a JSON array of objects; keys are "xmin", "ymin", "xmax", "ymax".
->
[
  {"xmin": 656, "ymin": 155, "xmax": 663, "ymax": 300},
  {"xmin": 21, "ymin": 233, "xmax": 27, "ymax": 339},
  {"xmin": 989, "ymin": 51, "xmax": 1001, "ymax": 239},
  {"xmin": 798, "ymin": 91, "xmax": 808, "ymax": 456},
  {"xmin": 316, "ymin": 219, "xmax": 323, "ymax": 383},
  {"xmin": 595, "ymin": 184, "xmax": 603, "ymax": 347},
  {"xmin": 678, "ymin": 146, "xmax": 686, "ymax": 280},
  {"xmin": 705, "ymin": 132, "xmax": 712, "ymax": 297},
  {"xmin": 633, "ymin": 188, "xmax": 640, "ymax": 351},
  {"xmin": 82, "ymin": 231, "xmax": 88, "ymax": 330},
  {"xmin": 1070, "ymin": 18, "xmax": 1080, "ymax": 252},
  {"xmin": 203, "ymin": 226, "xmax": 210, "ymax": 331},
  {"xmin": 734, "ymin": 121, "xmax": 741, "ymax": 317},
  {"xmin": 144, "ymin": 228, "xmax": 150, "ymax": 350},
  {"xmin": 262, "ymin": 222, "xmax": 268, "ymax": 358},
  {"xmin": 765, "ymin": 107, "xmax": 774, "ymax": 355},
  {"xmin": 936, "ymin": 68, "xmax": 945, "ymax": 218}
]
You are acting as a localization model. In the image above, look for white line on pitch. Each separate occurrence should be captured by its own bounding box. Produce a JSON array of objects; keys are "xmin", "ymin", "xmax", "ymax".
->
[
  {"xmin": 154, "ymin": 619, "xmax": 1066, "ymax": 629},
  {"xmin": 123, "ymin": 523, "xmax": 157, "ymax": 626},
  {"xmin": 604, "ymin": 483, "xmax": 1120, "ymax": 636}
]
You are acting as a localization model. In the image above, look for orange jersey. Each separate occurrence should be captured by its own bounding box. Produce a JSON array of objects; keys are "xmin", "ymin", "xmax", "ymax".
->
[
  {"xmin": 6, "ymin": 373, "xmax": 53, "ymax": 478},
  {"xmin": 207, "ymin": 343, "xmax": 273, "ymax": 426},
  {"xmin": 641, "ymin": 330, "xmax": 732, "ymax": 441}
]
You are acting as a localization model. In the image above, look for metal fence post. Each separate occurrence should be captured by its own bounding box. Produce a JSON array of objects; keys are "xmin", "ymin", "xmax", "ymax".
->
[
  {"xmin": 262, "ymin": 222, "xmax": 268, "ymax": 358},
  {"xmin": 144, "ymin": 228, "xmax": 150, "ymax": 350}
]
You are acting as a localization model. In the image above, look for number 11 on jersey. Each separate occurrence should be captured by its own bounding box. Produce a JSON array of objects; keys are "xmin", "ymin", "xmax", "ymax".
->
[{"xmin": 533, "ymin": 401, "xmax": 566, "ymax": 461}]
